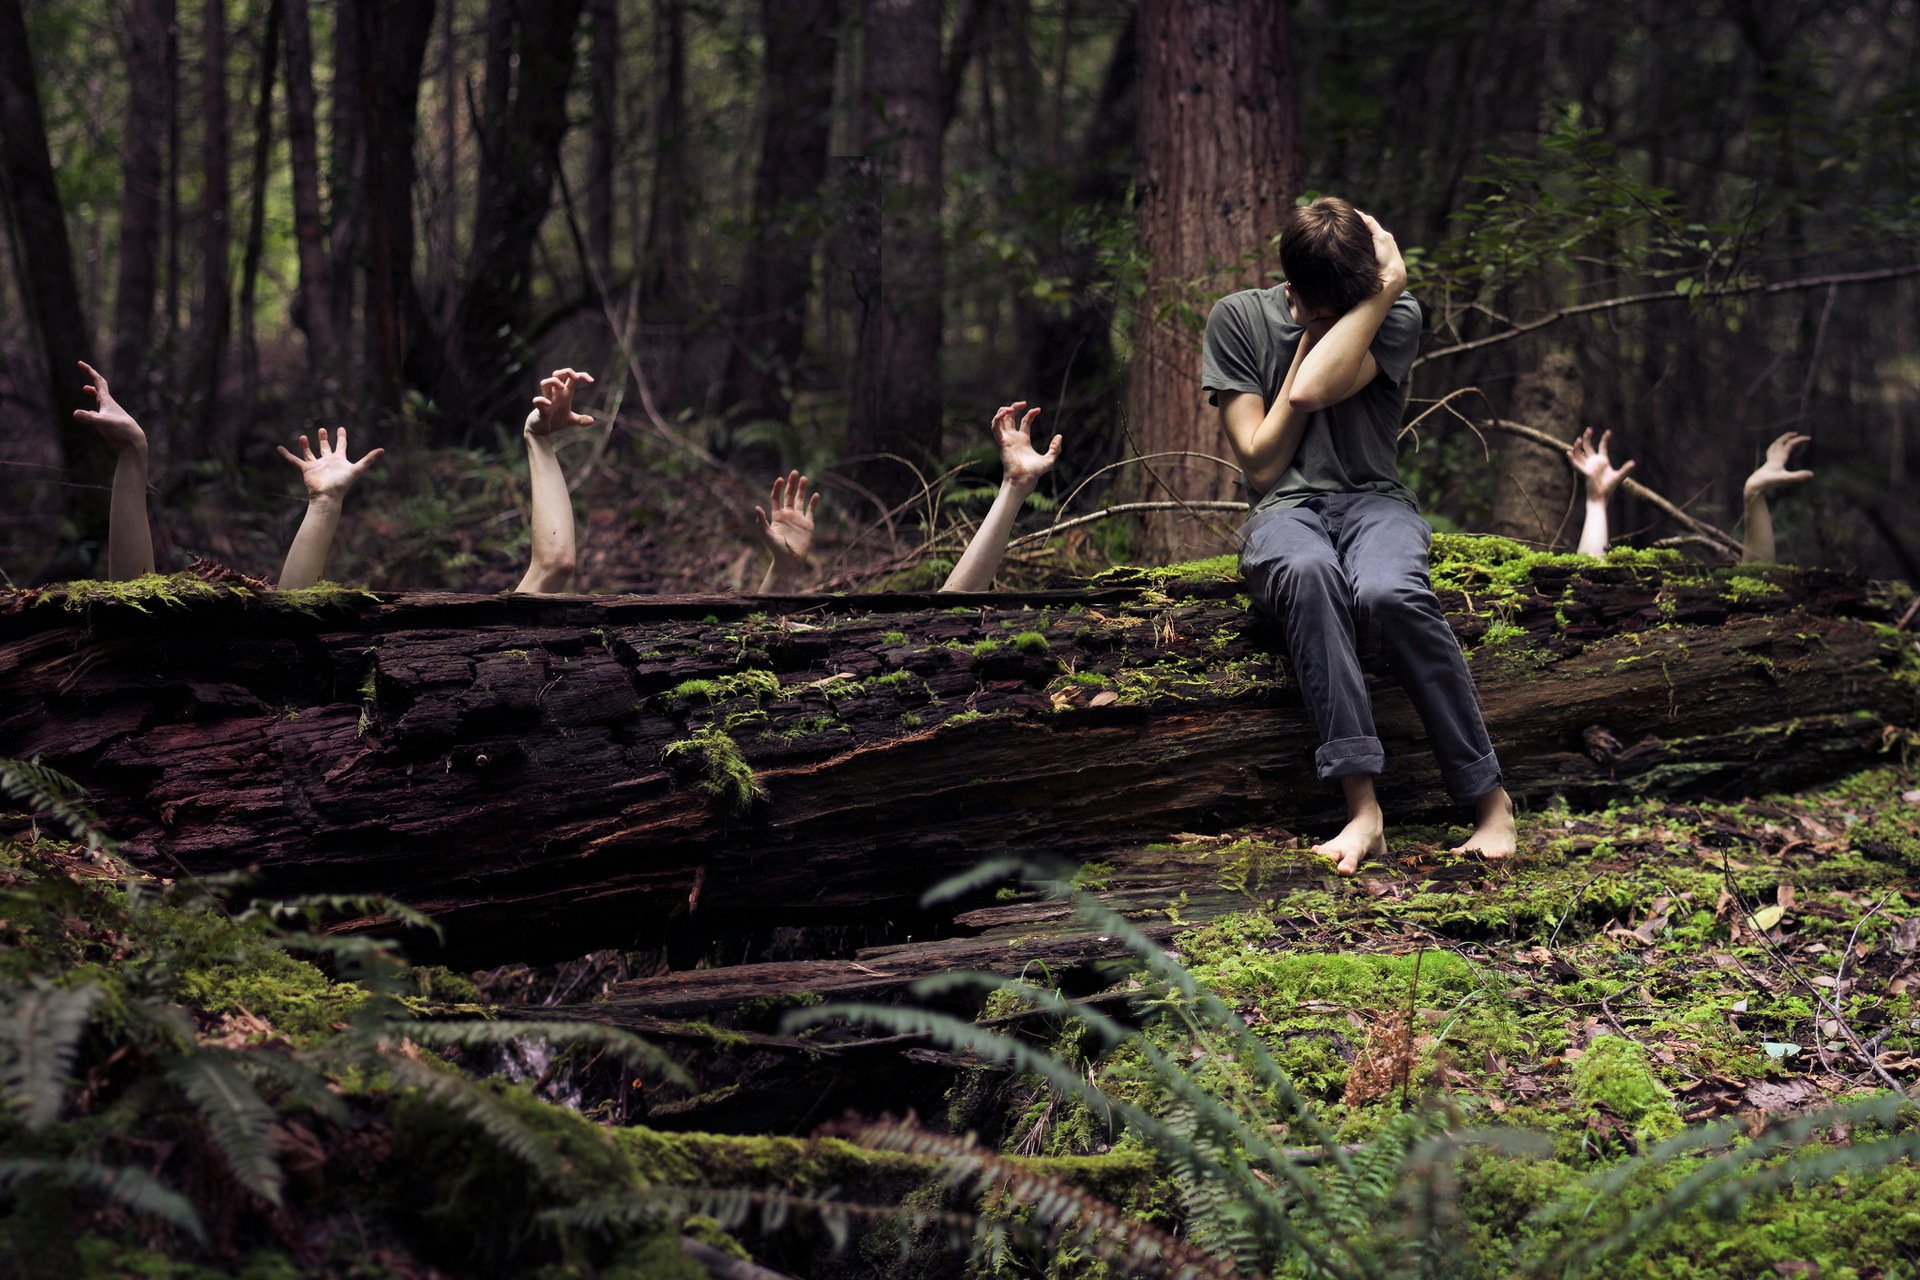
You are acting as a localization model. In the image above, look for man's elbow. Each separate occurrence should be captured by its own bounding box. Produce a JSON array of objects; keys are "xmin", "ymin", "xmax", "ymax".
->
[{"xmin": 1288, "ymin": 384, "xmax": 1333, "ymax": 413}]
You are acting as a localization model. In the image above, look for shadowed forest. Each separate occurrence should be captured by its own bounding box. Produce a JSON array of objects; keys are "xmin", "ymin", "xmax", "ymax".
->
[{"xmin": 5, "ymin": 2, "xmax": 1920, "ymax": 1279}]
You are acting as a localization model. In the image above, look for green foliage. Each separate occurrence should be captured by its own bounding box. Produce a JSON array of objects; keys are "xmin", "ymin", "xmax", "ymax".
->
[
  {"xmin": 1570, "ymin": 1036, "xmax": 1682, "ymax": 1143},
  {"xmin": 662, "ymin": 726, "xmax": 765, "ymax": 811}
]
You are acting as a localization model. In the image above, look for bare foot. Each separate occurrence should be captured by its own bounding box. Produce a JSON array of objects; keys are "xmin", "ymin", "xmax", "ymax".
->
[
  {"xmin": 1313, "ymin": 811, "xmax": 1386, "ymax": 876},
  {"xmin": 1451, "ymin": 787, "xmax": 1517, "ymax": 861}
]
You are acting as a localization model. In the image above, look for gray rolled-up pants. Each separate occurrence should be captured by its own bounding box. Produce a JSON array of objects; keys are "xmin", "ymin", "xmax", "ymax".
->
[{"xmin": 1240, "ymin": 492, "xmax": 1502, "ymax": 804}]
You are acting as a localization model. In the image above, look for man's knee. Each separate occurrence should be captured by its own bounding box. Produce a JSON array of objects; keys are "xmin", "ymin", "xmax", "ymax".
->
[{"xmin": 1353, "ymin": 573, "xmax": 1436, "ymax": 622}]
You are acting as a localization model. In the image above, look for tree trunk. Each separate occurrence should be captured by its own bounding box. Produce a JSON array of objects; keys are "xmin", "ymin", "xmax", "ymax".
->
[
  {"xmin": 844, "ymin": 0, "xmax": 945, "ymax": 511},
  {"xmin": 237, "ymin": 0, "xmax": 284, "ymax": 421},
  {"xmin": 718, "ymin": 0, "xmax": 841, "ymax": 426},
  {"xmin": 0, "ymin": 0, "xmax": 108, "ymax": 552},
  {"xmin": 640, "ymin": 0, "xmax": 691, "ymax": 381},
  {"xmin": 195, "ymin": 0, "xmax": 231, "ymax": 442},
  {"xmin": 326, "ymin": 0, "xmax": 364, "ymax": 357},
  {"xmin": 1129, "ymin": 0, "xmax": 1296, "ymax": 560},
  {"xmin": 3, "ymin": 554, "xmax": 1911, "ymax": 967},
  {"xmin": 1487, "ymin": 347, "xmax": 1582, "ymax": 547},
  {"xmin": 281, "ymin": 0, "xmax": 333, "ymax": 371},
  {"xmin": 454, "ymin": 0, "xmax": 585, "ymax": 430},
  {"xmin": 586, "ymin": 0, "xmax": 618, "ymax": 285},
  {"xmin": 110, "ymin": 0, "xmax": 176, "ymax": 400}
]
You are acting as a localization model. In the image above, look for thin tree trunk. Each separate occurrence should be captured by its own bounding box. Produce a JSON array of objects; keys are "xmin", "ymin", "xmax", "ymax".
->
[
  {"xmin": 1487, "ymin": 347, "xmax": 1583, "ymax": 547},
  {"xmin": 641, "ymin": 0, "xmax": 689, "ymax": 308},
  {"xmin": 0, "ymin": 0, "xmax": 108, "ymax": 549},
  {"xmin": 238, "ymin": 0, "xmax": 284, "ymax": 420},
  {"xmin": 163, "ymin": 14, "xmax": 182, "ymax": 361},
  {"xmin": 719, "ymin": 0, "xmax": 841, "ymax": 425},
  {"xmin": 1130, "ymin": 0, "xmax": 1296, "ymax": 559},
  {"xmin": 327, "ymin": 0, "xmax": 364, "ymax": 357},
  {"xmin": 845, "ymin": 0, "xmax": 944, "ymax": 510},
  {"xmin": 586, "ymin": 0, "xmax": 618, "ymax": 284},
  {"xmin": 110, "ymin": 0, "xmax": 176, "ymax": 399},
  {"xmin": 196, "ymin": 0, "xmax": 231, "ymax": 443},
  {"xmin": 282, "ymin": 0, "xmax": 333, "ymax": 370},
  {"xmin": 437, "ymin": 0, "xmax": 457, "ymax": 319}
]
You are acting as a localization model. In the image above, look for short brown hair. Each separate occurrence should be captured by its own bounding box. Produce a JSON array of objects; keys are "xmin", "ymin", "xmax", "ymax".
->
[{"xmin": 1279, "ymin": 197, "xmax": 1380, "ymax": 316}]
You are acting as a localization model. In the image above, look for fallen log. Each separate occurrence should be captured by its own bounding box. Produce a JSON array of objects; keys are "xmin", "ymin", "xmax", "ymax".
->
[{"xmin": 1, "ymin": 541, "xmax": 1913, "ymax": 965}]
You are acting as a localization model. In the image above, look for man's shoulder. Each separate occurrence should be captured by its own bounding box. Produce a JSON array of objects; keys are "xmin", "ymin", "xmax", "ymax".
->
[{"xmin": 1215, "ymin": 284, "xmax": 1292, "ymax": 319}]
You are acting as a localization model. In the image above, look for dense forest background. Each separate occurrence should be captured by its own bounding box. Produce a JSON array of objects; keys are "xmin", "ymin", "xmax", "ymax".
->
[{"xmin": 1, "ymin": 0, "xmax": 1916, "ymax": 591}]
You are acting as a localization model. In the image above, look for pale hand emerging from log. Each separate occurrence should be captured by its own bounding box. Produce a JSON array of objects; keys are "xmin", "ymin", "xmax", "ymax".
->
[
  {"xmin": 73, "ymin": 361, "xmax": 155, "ymax": 580},
  {"xmin": 1742, "ymin": 432, "xmax": 1813, "ymax": 564},
  {"xmin": 940, "ymin": 401, "xmax": 1062, "ymax": 592},
  {"xmin": 1565, "ymin": 428, "xmax": 1635, "ymax": 558},
  {"xmin": 516, "ymin": 369, "xmax": 595, "ymax": 594},
  {"xmin": 275, "ymin": 427, "xmax": 385, "ymax": 590},
  {"xmin": 756, "ymin": 471, "xmax": 818, "ymax": 593}
]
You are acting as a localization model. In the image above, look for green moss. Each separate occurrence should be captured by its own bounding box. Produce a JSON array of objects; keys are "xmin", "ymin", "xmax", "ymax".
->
[
  {"xmin": 1012, "ymin": 630, "xmax": 1051, "ymax": 655},
  {"xmin": 881, "ymin": 631, "xmax": 908, "ymax": 644},
  {"xmin": 1723, "ymin": 574, "xmax": 1787, "ymax": 603},
  {"xmin": 970, "ymin": 639, "xmax": 1003, "ymax": 659},
  {"xmin": 662, "ymin": 726, "xmax": 765, "ymax": 811},
  {"xmin": 54, "ymin": 574, "xmax": 230, "ymax": 613},
  {"xmin": 1571, "ymin": 1035, "xmax": 1682, "ymax": 1142},
  {"xmin": 1480, "ymin": 619, "xmax": 1526, "ymax": 647}
]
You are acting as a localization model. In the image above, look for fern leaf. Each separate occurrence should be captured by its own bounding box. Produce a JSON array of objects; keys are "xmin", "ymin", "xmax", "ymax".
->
[
  {"xmin": 168, "ymin": 1053, "xmax": 285, "ymax": 1206},
  {"xmin": 0, "ymin": 756, "xmax": 114, "ymax": 854},
  {"xmin": 0, "ymin": 979, "xmax": 102, "ymax": 1131},
  {"xmin": 405, "ymin": 1018, "xmax": 692, "ymax": 1089},
  {"xmin": 0, "ymin": 1158, "xmax": 206, "ymax": 1245},
  {"xmin": 384, "ymin": 1056, "xmax": 560, "ymax": 1178}
]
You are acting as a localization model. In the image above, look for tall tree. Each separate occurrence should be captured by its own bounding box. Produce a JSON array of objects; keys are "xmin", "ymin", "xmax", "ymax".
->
[
  {"xmin": 846, "ymin": 0, "xmax": 944, "ymax": 510},
  {"xmin": 326, "ymin": 0, "xmax": 364, "ymax": 353},
  {"xmin": 720, "ymin": 0, "xmax": 842, "ymax": 425},
  {"xmin": 0, "ymin": 0, "xmax": 107, "ymax": 546},
  {"xmin": 195, "ymin": 0, "xmax": 231, "ymax": 438},
  {"xmin": 455, "ymin": 0, "xmax": 585, "ymax": 430},
  {"xmin": 1129, "ymin": 0, "xmax": 1296, "ymax": 558},
  {"xmin": 237, "ymin": 0, "xmax": 284, "ymax": 417},
  {"xmin": 640, "ymin": 0, "xmax": 690, "ymax": 307},
  {"xmin": 586, "ymin": 0, "xmax": 618, "ymax": 284},
  {"xmin": 282, "ymin": 0, "xmax": 332, "ymax": 370},
  {"xmin": 1486, "ymin": 347, "xmax": 1582, "ymax": 547},
  {"xmin": 111, "ymin": 0, "xmax": 176, "ymax": 396}
]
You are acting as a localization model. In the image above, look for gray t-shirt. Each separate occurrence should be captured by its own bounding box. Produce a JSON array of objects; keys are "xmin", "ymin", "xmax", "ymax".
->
[{"xmin": 1201, "ymin": 285, "xmax": 1423, "ymax": 513}]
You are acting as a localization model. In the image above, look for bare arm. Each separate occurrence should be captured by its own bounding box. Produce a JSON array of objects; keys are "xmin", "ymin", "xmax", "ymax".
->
[
  {"xmin": 276, "ymin": 426, "xmax": 385, "ymax": 589},
  {"xmin": 1218, "ymin": 324, "xmax": 1321, "ymax": 495},
  {"xmin": 1565, "ymin": 428, "xmax": 1635, "ymax": 558},
  {"xmin": 756, "ymin": 470, "xmax": 819, "ymax": 593},
  {"xmin": 1289, "ymin": 214, "xmax": 1407, "ymax": 412},
  {"xmin": 516, "ymin": 369, "xmax": 595, "ymax": 594},
  {"xmin": 941, "ymin": 402, "xmax": 1061, "ymax": 593},
  {"xmin": 1741, "ymin": 432, "xmax": 1813, "ymax": 564},
  {"xmin": 73, "ymin": 361, "xmax": 154, "ymax": 579}
]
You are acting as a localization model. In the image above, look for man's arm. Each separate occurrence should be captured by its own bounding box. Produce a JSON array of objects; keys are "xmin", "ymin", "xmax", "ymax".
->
[
  {"xmin": 941, "ymin": 401, "xmax": 1061, "ymax": 592},
  {"xmin": 276, "ymin": 426, "xmax": 385, "ymax": 589},
  {"xmin": 516, "ymin": 368, "xmax": 595, "ymax": 594},
  {"xmin": 756, "ymin": 470, "xmax": 818, "ymax": 593},
  {"xmin": 1218, "ymin": 324, "xmax": 1322, "ymax": 496},
  {"xmin": 73, "ymin": 361, "xmax": 155, "ymax": 580},
  {"xmin": 1741, "ymin": 432, "xmax": 1813, "ymax": 564},
  {"xmin": 1289, "ymin": 213, "xmax": 1407, "ymax": 412},
  {"xmin": 1565, "ymin": 428, "xmax": 1634, "ymax": 558}
]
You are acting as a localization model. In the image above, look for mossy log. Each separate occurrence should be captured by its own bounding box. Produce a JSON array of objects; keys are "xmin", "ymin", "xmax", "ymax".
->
[{"xmin": 1, "ymin": 544, "xmax": 1913, "ymax": 965}]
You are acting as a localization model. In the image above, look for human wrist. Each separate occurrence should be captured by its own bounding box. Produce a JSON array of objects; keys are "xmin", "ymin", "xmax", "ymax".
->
[{"xmin": 1002, "ymin": 473, "xmax": 1038, "ymax": 499}]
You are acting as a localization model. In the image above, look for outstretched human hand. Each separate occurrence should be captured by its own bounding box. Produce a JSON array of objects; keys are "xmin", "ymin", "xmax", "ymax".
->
[
  {"xmin": 74, "ymin": 360, "xmax": 146, "ymax": 452},
  {"xmin": 1359, "ymin": 211, "xmax": 1407, "ymax": 295},
  {"xmin": 756, "ymin": 470, "xmax": 819, "ymax": 583},
  {"xmin": 525, "ymin": 368, "xmax": 597, "ymax": 438},
  {"xmin": 992, "ymin": 401, "xmax": 1062, "ymax": 493},
  {"xmin": 1744, "ymin": 432, "xmax": 1814, "ymax": 499},
  {"xmin": 277, "ymin": 426, "xmax": 385, "ymax": 502},
  {"xmin": 1566, "ymin": 428, "xmax": 1635, "ymax": 502}
]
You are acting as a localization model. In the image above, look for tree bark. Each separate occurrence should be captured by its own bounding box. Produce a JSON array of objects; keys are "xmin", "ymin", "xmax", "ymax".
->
[
  {"xmin": 586, "ymin": 0, "xmax": 618, "ymax": 284},
  {"xmin": 2, "ymin": 556, "xmax": 1912, "ymax": 967},
  {"xmin": 326, "ymin": 0, "xmax": 364, "ymax": 357},
  {"xmin": 0, "ymin": 0, "xmax": 108, "ymax": 551},
  {"xmin": 719, "ymin": 0, "xmax": 842, "ymax": 425},
  {"xmin": 237, "ymin": 0, "xmax": 284, "ymax": 421},
  {"xmin": 281, "ymin": 0, "xmax": 333, "ymax": 370},
  {"xmin": 640, "ymin": 0, "xmax": 690, "ymax": 321},
  {"xmin": 454, "ymin": 0, "xmax": 585, "ymax": 430},
  {"xmin": 844, "ymin": 0, "xmax": 944, "ymax": 510},
  {"xmin": 1487, "ymin": 347, "xmax": 1582, "ymax": 547},
  {"xmin": 111, "ymin": 0, "xmax": 176, "ymax": 398},
  {"xmin": 1129, "ymin": 0, "xmax": 1296, "ymax": 559},
  {"xmin": 195, "ymin": 0, "xmax": 231, "ymax": 443}
]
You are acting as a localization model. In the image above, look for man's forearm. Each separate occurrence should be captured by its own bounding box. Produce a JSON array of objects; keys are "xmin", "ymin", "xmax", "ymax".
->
[
  {"xmin": 1742, "ymin": 491, "xmax": 1775, "ymax": 563},
  {"xmin": 941, "ymin": 479, "xmax": 1032, "ymax": 592},
  {"xmin": 1576, "ymin": 497, "xmax": 1610, "ymax": 558},
  {"xmin": 516, "ymin": 432, "xmax": 576, "ymax": 593},
  {"xmin": 1291, "ymin": 290, "xmax": 1395, "ymax": 411},
  {"xmin": 278, "ymin": 495, "xmax": 343, "ymax": 589},
  {"xmin": 107, "ymin": 443, "xmax": 155, "ymax": 580}
]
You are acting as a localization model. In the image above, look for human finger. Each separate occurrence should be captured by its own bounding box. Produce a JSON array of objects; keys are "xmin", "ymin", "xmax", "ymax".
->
[
  {"xmin": 1786, "ymin": 469, "xmax": 1814, "ymax": 482},
  {"xmin": 77, "ymin": 359, "xmax": 106, "ymax": 389},
  {"xmin": 74, "ymin": 409, "xmax": 105, "ymax": 425},
  {"xmin": 318, "ymin": 427, "xmax": 333, "ymax": 455},
  {"xmin": 770, "ymin": 474, "xmax": 787, "ymax": 505},
  {"xmin": 1046, "ymin": 434, "xmax": 1063, "ymax": 457},
  {"xmin": 1616, "ymin": 459, "xmax": 1636, "ymax": 476},
  {"xmin": 1021, "ymin": 407, "xmax": 1042, "ymax": 433},
  {"xmin": 298, "ymin": 435, "xmax": 315, "ymax": 461},
  {"xmin": 333, "ymin": 425, "xmax": 349, "ymax": 455},
  {"xmin": 532, "ymin": 395, "xmax": 554, "ymax": 412},
  {"xmin": 754, "ymin": 506, "xmax": 770, "ymax": 528},
  {"xmin": 792, "ymin": 474, "xmax": 810, "ymax": 508},
  {"xmin": 570, "ymin": 412, "xmax": 594, "ymax": 426},
  {"xmin": 276, "ymin": 445, "xmax": 300, "ymax": 466},
  {"xmin": 355, "ymin": 447, "xmax": 386, "ymax": 471},
  {"xmin": 572, "ymin": 371, "xmax": 594, "ymax": 384},
  {"xmin": 806, "ymin": 491, "xmax": 820, "ymax": 516}
]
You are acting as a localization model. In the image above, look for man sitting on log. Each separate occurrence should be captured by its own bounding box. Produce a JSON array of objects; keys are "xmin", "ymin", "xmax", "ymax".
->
[{"xmin": 1203, "ymin": 197, "xmax": 1517, "ymax": 874}]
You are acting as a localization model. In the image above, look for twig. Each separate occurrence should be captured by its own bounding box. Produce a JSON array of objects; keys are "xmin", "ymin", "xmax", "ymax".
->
[
  {"xmin": 1005, "ymin": 501, "xmax": 1250, "ymax": 551},
  {"xmin": 1897, "ymin": 597, "xmax": 1919, "ymax": 632}
]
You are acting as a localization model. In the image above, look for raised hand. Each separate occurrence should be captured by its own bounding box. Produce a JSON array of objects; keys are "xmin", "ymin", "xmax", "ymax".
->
[
  {"xmin": 1566, "ymin": 428, "xmax": 1635, "ymax": 502},
  {"xmin": 1359, "ymin": 210, "xmax": 1407, "ymax": 294},
  {"xmin": 756, "ymin": 470, "xmax": 819, "ymax": 578},
  {"xmin": 991, "ymin": 401, "xmax": 1062, "ymax": 493},
  {"xmin": 277, "ymin": 426, "xmax": 385, "ymax": 502},
  {"xmin": 74, "ymin": 360, "xmax": 146, "ymax": 453},
  {"xmin": 526, "ymin": 368, "xmax": 596, "ymax": 438},
  {"xmin": 1744, "ymin": 432, "xmax": 1814, "ymax": 499}
]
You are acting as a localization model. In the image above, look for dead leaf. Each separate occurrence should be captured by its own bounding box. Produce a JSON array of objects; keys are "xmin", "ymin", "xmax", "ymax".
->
[
  {"xmin": 1088, "ymin": 691, "xmax": 1119, "ymax": 708},
  {"xmin": 1891, "ymin": 918, "xmax": 1920, "ymax": 954},
  {"xmin": 1744, "ymin": 1077, "xmax": 1823, "ymax": 1112},
  {"xmin": 1776, "ymin": 882, "xmax": 1796, "ymax": 910},
  {"xmin": 1749, "ymin": 904, "xmax": 1785, "ymax": 931}
]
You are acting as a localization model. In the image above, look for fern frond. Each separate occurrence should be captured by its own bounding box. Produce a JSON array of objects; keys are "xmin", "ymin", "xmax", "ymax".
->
[
  {"xmin": 0, "ymin": 1158, "xmax": 206, "ymax": 1244},
  {"xmin": 384, "ymin": 1056, "xmax": 560, "ymax": 1178},
  {"xmin": 242, "ymin": 893, "xmax": 443, "ymax": 941},
  {"xmin": 0, "ymin": 756, "xmax": 114, "ymax": 854},
  {"xmin": 167, "ymin": 1053, "xmax": 285, "ymax": 1206},
  {"xmin": 0, "ymin": 979, "xmax": 102, "ymax": 1131},
  {"xmin": 405, "ymin": 1018, "xmax": 692, "ymax": 1088},
  {"xmin": 920, "ymin": 856, "xmax": 1058, "ymax": 906},
  {"xmin": 234, "ymin": 1049, "xmax": 349, "ymax": 1126}
]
